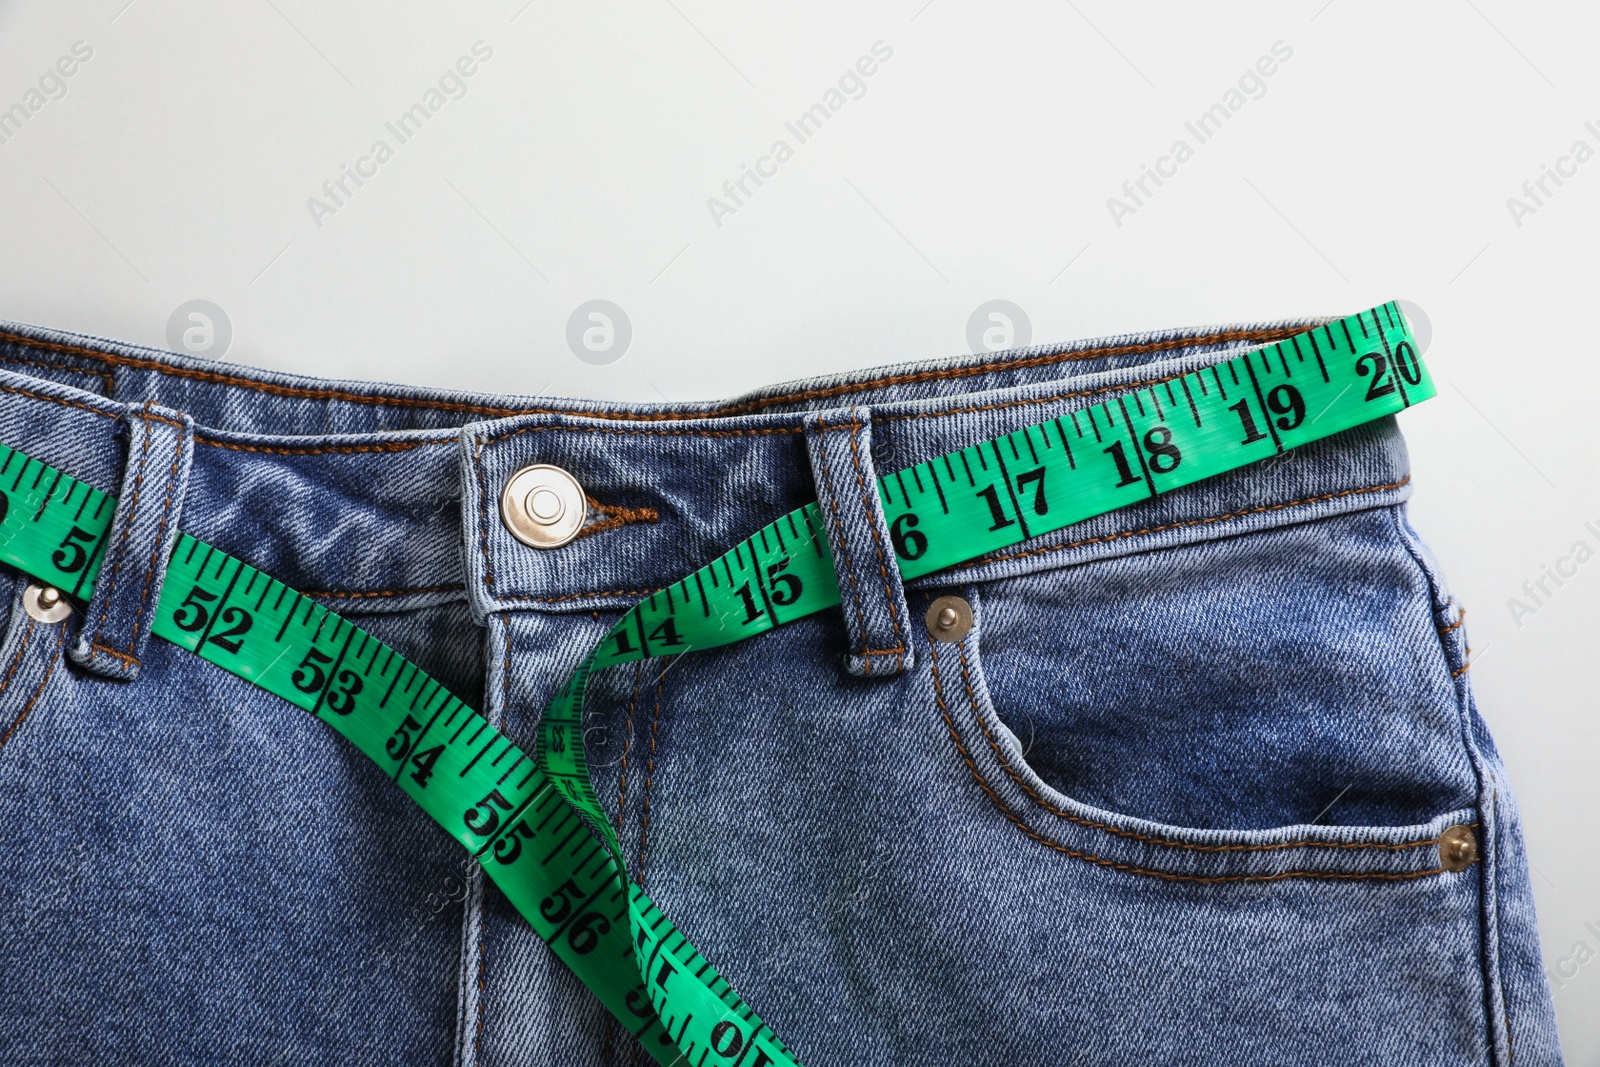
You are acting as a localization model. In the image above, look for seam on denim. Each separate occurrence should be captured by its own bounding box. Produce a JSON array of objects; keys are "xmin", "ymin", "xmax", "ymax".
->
[
  {"xmin": 0, "ymin": 627, "xmax": 62, "ymax": 755},
  {"xmin": 194, "ymin": 436, "xmax": 455, "ymax": 455},
  {"xmin": 954, "ymin": 644, "xmax": 1456, "ymax": 854},
  {"xmin": 0, "ymin": 381, "xmax": 117, "ymax": 419},
  {"xmin": 474, "ymin": 369, "xmax": 1210, "ymax": 447},
  {"xmin": 472, "ymin": 617, "xmax": 510, "ymax": 1065},
  {"xmin": 701, "ymin": 326, "xmax": 1294, "ymax": 416},
  {"xmin": 1387, "ymin": 505, "xmax": 1504, "ymax": 1058},
  {"xmin": 88, "ymin": 640, "xmax": 138, "ymax": 666},
  {"xmin": 90, "ymin": 403, "xmax": 156, "ymax": 657},
  {"xmin": 842, "ymin": 413, "xmax": 908, "ymax": 672},
  {"xmin": 573, "ymin": 497, "xmax": 660, "ymax": 543},
  {"xmin": 478, "ymin": 485, "xmax": 1412, "ymax": 609},
  {"xmin": 303, "ymin": 583, "xmax": 466, "ymax": 599},
  {"xmin": 0, "ymin": 353, "xmax": 114, "ymax": 393},
  {"xmin": 473, "ymin": 907, "xmax": 489, "ymax": 1060},
  {"xmin": 879, "ymin": 368, "xmax": 1205, "ymax": 423},
  {"xmin": 474, "ymin": 437, "xmax": 657, "ymax": 596},
  {"xmin": 929, "ymin": 640, "xmax": 1468, "ymax": 882},
  {"xmin": 815, "ymin": 417, "xmax": 874, "ymax": 674},
  {"xmin": 956, "ymin": 478, "xmax": 1412, "ymax": 568},
  {"xmin": 495, "ymin": 589, "xmax": 659, "ymax": 603},
  {"xmin": 473, "ymin": 435, "xmax": 498, "ymax": 591},
  {"xmin": 0, "ymin": 325, "xmax": 1298, "ymax": 423},
  {"xmin": 135, "ymin": 411, "xmax": 186, "ymax": 430},
  {"xmin": 0, "ymin": 620, "xmax": 39, "ymax": 753},
  {"xmin": 0, "ymin": 328, "xmax": 533, "ymax": 418},
  {"xmin": 1492, "ymin": 787, "xmax": 1514, "ymax": 1066},
  {"xmin": 1438, "ymin": 606, "xmax": 1467, "ymax": 634},
  {"xmin": 488, "ymin": 424, "xmax": 807, "ymax": 447},
  {"xmin": 501, "ymin": 613, "xmax": 512, "ymax": 725},
  {"xmin": 102, "ymin": 411, "xmax": 445, "ymax": 460},
  {"xmin": 637, "ymin": 670, "xmax": 664, "ymax": 886},
  {"xmin": 615, "ymin": 661, "xmax": 644, "ymax": 836},
  {"xmin": 124, "ymin": 409, "xmax": 185, "ymax": 656}
]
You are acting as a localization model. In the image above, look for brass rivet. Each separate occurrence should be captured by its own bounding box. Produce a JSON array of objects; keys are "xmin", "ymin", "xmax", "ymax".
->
[
  {"xmin": 925, "ymin": 595, "xmax": 973, "ymax": 643},
  {"xmin": 500, "ymin": 464, "xmax": 588, "ymax": 549},
  {"xmin": 1439, "ymin": 825, "xmax": 1478, "ymax": 873},
  {"xmin": 23, "ymin": 582, "xmax": 73, "ymax": 624}
]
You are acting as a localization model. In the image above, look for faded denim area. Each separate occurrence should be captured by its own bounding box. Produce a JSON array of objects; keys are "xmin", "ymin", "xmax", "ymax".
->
[{"xmin": 0, "ymin": 315, "xmax": 1562, "ymax": 1066}]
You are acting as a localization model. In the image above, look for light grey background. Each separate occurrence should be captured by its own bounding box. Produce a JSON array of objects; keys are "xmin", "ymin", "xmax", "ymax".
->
[{"xmin": 2, "ymin": 0, "xmax": 1596, "ymax": 1057}]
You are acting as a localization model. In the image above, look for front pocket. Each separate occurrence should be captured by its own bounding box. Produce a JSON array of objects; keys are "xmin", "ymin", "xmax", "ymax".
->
[{"xmin": 928, "ymin": 506, "xmax": 1481, "ymax": 882}]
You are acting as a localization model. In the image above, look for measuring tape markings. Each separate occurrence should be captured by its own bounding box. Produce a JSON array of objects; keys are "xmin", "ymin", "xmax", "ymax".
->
[
  {"xmin": 539, "ymin": 303, "xmax": 1430, "ymax": 1063},
  {"xmin": 0, "ymin": 303, "xmax": 1429, "ymax": 1066}
]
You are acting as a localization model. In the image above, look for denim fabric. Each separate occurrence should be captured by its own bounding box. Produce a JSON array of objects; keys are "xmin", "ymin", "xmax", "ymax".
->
[
  {"xmin": 803, "ymin": 408, "xmax": 915, "ymax": 677},
  {"xmin": 0, "ymin": 316, "xmax": 1562, "ymax": 1066},
  {"xmin": 67, "ymin": 401, "xmax": 194, "ymax": 681}
]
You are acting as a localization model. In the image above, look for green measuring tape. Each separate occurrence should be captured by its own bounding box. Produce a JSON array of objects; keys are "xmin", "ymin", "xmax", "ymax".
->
[{"xmin": 0, "ymin": 303, "xmax": 1430, "ymax": 1064}]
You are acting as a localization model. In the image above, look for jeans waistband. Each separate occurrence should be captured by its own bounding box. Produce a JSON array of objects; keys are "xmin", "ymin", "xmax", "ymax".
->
[{"xmin": 0, "ymin": 317, "xmax": 1412, "ymax": 619}]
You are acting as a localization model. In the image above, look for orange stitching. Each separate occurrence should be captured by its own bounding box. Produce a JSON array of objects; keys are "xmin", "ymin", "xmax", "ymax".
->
[
  {"xmin": 496, "ymin": 589, "xmax": 658, "ymax": 603},
  {"xmin": 927, "ymin": 641, "xmax": 1465, "ymax": 883},
  {"xmin": 471, "ymin": 368, "xmax": 1204, "ymax": 447},
  {"xmin": 474, "ymin": 482, "xmax": 1410, "ymax": 609},
  {"xmin": 484, "ymin": 424, "xmax": 805, "ymax": 447},
  {"xmin": 473, "ymin": 436, "xmax": 498, "ymax": 591},
  {"xmin": 958, "ymin": 477, "xmax": 1412, "ymax": 568},
  {"xmin": 950, "ymin": 644, "xmax": 1452, "ymax": 854},
  {"xmin": 0, "ymin": 619, "xmax": 39, "ymax": 752},
  {"xmin": 0, "ymin": 380, "xmax": 116, "ymax": 419},
  {"xmin": 0, "ymin": 353, "xmax": 114, "ymax": 393},
  {"xmin": 842, "ymin": 415, "xmax": 908, "ymax": 673},
  {"xmin": 0, "ymin": 328, "xmax": 531, "ymax": 418},
  {"xmin": 815, "ymin": 416, "xmax": 873, "ymax": 675},
  {"xmin": 300, "ymin": 585, "xmax": 464, "ymax": 601},
  {"xmin": 880, "ymin": 369, "xmax": 1191, "ymax": 423},
  {"xmin": 194, "ymin": 436, "xmax": 454, "ymax": 455},
  {"xmin": 0, "ymin": 619, "xmax": 36, "ymax": 692},
  {"xmin": 146, "ymin": 412, "xmax": 451, "ymax": 456},
  {"xmin": 124, "ymin": 409, "xmax": 186, "ymax": 655},
  {"xmin": 0, "ymin": 365, "xmax": 449, "ymax": 455},
  {"xmin": 707, "ymin": 326, "xmax": 1296, "ymax": 418},
  {"xmin": 1452, "ymin": 662, "xmax": 1471, "ymax": 678},
  {"xmin": 303, "ymin": 583, "xmax": 466, "ymax": 600},
  {"xmin": 572, "ymin": 497, "xmax": 660, "ymax": 543},
  {"xmin": 1438, "ymin": 607, "xmax": 1467, "ymax": 634},
  {"xmin": 0, "ymin": 629, "xmax": 64, "ymax": 753},
  {"xmin": 589, "ymin": 498, "xmax": 660, "ymax": 523},
  {"xmin": 88, "ymin": 640, "xmax": 139, "ymax": 666},
  {"xmin": 90, "ymin": 403, "xmax": 156, "ymax": 652},
  {"xmin": 0, "ymin": 324, "xmax": 1298, "ymax": 424}
]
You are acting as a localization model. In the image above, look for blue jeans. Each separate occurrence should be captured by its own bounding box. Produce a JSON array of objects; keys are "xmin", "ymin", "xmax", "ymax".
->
[{"xmin": 0, "ymin": 316, "xmax": 1561, "ymax": 1065}]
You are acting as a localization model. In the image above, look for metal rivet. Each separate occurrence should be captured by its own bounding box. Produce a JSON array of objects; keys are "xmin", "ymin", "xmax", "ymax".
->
[
  {"xmin": 500, "ymin": 465, "xmax": 587, "ymax": 549},
  {"xmin": 925, "ymin": 595, "xmax": 973, "ymax": 643},
  {"xmin": 23, "ymin": 582, "xmax": 73, "ymax": 624},
  {"xmin": 1438, "ymin": 825, "xmax": 1478, "ymax": 873}
]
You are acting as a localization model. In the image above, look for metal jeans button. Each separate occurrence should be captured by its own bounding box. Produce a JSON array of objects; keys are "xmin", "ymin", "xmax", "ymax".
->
[
  {"xmin": 1438, "ymin": 825, "xmax": 1479, "ymax": 872},
  {"xmin": 23, "ymin": 582, "xmax": 73, "ymax": 623},
  {"xmin": 500, "ymin": 464, "xmax": 587, "ymax": 549},
  {"xmin": 925, "ymin": 595, "xmax": 973, "ymax": 642}
]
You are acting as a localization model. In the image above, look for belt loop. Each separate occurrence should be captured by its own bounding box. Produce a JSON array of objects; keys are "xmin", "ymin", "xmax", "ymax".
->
[
  {"xmin": 803, "ymin": 406, "xmax": 913, "ymax": 678},
  {"xmin": 69, "ymin": 401, "xmax": 195, "ymax": 681}
]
